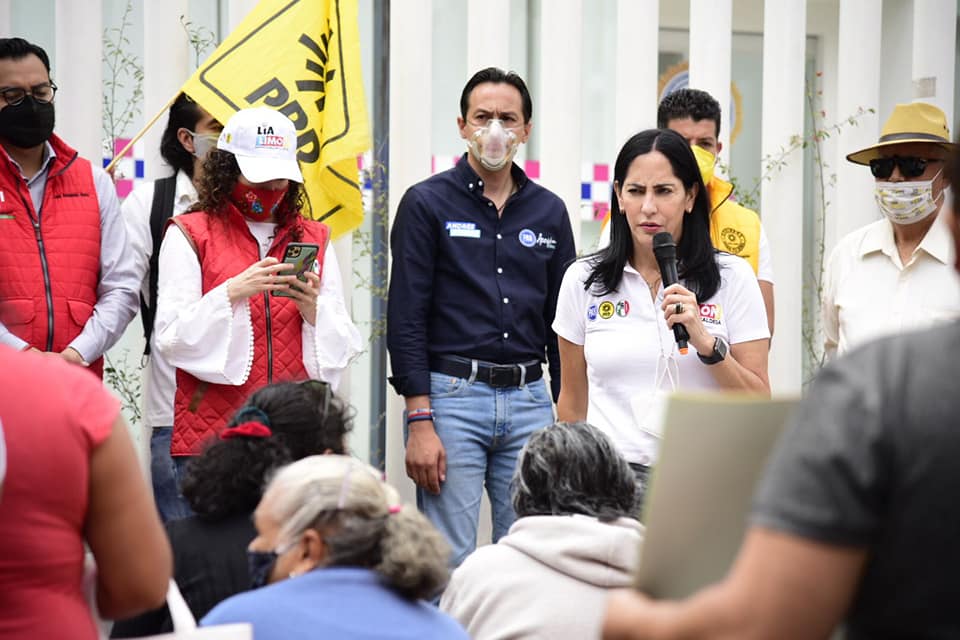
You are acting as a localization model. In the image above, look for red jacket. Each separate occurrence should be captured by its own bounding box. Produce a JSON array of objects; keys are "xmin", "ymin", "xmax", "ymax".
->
[
  {"xmin": 0, "ymin": 135, "xmax": 102, "ymax": 376},
  {"xmin": 169, "ymin": 205, "xmax": 329, "ymax": 455}
]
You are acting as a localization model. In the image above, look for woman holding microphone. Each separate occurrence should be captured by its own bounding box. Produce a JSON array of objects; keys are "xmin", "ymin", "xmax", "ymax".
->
[{"xmin": 553, "ymin": 129, "xmax": 769, "ymax": 503}]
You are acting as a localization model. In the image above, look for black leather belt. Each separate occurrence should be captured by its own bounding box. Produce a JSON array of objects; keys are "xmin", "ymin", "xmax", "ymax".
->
[{"xmin": 430, "ymin": 355, "xmax": 543, "ymax": 388}]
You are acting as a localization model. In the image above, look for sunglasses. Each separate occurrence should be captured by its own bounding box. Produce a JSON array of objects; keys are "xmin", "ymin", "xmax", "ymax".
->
[{"xmin": 869, "ymin": 156, "xmax": 940, "ymax": 180}]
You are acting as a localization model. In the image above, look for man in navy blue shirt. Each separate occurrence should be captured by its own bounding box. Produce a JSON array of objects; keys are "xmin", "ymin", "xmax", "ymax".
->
[{"xmin": 387, "ymin": 67, "xmax": 576, "ymax": 566}]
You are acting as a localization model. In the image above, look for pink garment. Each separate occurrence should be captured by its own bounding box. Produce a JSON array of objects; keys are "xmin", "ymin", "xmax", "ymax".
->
[{"xmin": 0, "ymin": 346, "xmax": 118, "ymax": 639}]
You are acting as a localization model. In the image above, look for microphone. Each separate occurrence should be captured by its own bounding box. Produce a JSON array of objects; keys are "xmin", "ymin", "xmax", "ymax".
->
[{"xmin": 652, "ymin": 232, "xmax": 689, "ymax": 355}]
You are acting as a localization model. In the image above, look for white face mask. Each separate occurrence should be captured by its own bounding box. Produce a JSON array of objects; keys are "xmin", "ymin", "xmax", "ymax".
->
[
  {"xmin": 874, "ymin": 169, "xmax": 944, "ymax": 225},
  {"xmin": 467, "ymin": 119, "xmax": 519, "ymax": 172},
  {"xmin": 188, "ymin": 130, "xmax": 219, "ymax": 160}
]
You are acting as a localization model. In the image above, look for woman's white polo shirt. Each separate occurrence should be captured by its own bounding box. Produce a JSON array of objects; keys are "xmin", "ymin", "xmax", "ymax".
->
[{"xmin": 552, "ymin": 253, "xmax": 769, "ymax": 465}]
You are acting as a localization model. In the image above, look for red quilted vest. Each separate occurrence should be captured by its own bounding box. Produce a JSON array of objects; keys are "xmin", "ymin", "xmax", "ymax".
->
[
  {"xmin": 169, "ymin": 204, "xmax": 329, "ymax": 455},
  {"xmin": 0, "ymin": 135, "xmax": 103, "ymax": 376}
]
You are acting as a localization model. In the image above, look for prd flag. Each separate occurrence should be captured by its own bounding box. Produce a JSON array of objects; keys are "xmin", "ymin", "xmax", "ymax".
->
[{"xmin": 182, "ymin": 0, "xmax": 370, "ymax": 239}]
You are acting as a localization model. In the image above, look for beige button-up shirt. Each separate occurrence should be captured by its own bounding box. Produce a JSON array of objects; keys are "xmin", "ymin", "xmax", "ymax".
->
[{"xmin": 823, "ymin": 205, "xmax": 960, "ymax": 359}]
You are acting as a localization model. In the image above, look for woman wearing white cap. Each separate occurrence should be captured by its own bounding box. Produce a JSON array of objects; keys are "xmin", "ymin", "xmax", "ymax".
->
[{"xmin": 153, "ymin": 107, "xmax": 361, "ymax": 477}]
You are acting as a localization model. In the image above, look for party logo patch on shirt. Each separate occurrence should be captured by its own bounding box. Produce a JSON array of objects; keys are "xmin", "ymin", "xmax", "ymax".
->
[
  {"xmin": 598, "ymin": 301, "xmax": 615, "ymax": 319},
  {"xmin": 446, "ymin": 221, "xmax": 481, "ymax": 238},
  {"xmin": 699, "ymin": 303, "xmax": 723, "ymax": 325},
  {"xmin": 518, "ymin": 228, "xmax": 558, "ymax": 249},
  {"xmin": 587, "ymin": 304, "xmax": 598, "ymax": 321},
  {"xmin": 616, "ymin": 300, "xmax": 630, "ymax": 317}
]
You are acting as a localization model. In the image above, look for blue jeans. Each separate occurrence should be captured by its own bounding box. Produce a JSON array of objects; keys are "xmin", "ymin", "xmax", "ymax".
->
[
  {"xmin": 150, "ymin": 427, "xmax": 194, "ymax": 523},
  {"xmin": 409, "ymin": 372, "xmax": 555, "ymax": 567}
]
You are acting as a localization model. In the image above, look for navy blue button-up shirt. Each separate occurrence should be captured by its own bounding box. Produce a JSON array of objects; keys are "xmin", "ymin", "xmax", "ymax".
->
[{"xmin": 387, "ymin": 155, "xmax": 576, "ymax": 399}]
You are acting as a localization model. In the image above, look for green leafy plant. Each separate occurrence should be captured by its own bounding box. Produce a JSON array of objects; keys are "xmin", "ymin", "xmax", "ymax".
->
[
  {"xmin": 351, "ymin": 151, "xmax": 390, "ymax": 346},
  {"xmin": 721, "ymin": 76, "xmax": 874, "ymax": 382},
  {"xmin": 100, "ymin": 0, "xmax": 146, "ymax": 424},
  {"xmin": 180, "ymin": 15, "xmax": 218, "ymax": 69},
  {"xmin": 101, "ymin": 0, "xmax": 143, "ymax": 163},
  {"xmin": 103, "ymin": 350, "xmax": 143, "ymax": 426}
]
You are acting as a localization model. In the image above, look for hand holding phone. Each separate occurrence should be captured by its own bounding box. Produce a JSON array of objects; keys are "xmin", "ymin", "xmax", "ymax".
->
[{"xmin": 271, "ymin": 242, "xmax": 320, "ymax": 298}]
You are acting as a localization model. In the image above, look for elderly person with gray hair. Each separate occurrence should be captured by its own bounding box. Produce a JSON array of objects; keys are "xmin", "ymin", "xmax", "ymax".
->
[
  {"xmin": 440, "ymin": 421, "xmax": 643, "ymax": 639},
  {"xmin": 201, "ymin": 455, "xmax": 468, "ymax": 639}
]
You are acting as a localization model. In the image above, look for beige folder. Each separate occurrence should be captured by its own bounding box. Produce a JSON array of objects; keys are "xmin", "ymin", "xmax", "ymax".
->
[{"xmin": 634, "ymin": 393, "xmax": 798, "ymax": 599}]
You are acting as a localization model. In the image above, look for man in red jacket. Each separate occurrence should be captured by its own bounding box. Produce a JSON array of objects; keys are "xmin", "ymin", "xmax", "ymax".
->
[{"xmin": 0, "ymin": 37, "xmax": 137, "ymax": 375}]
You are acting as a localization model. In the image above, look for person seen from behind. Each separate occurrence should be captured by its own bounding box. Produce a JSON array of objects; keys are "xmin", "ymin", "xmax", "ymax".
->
[
  {"xmin": 111, "ymin": 380, "xmax": 351, "ymax": 637},
  {"xmin": 441, "ymin": 421, "xmax": 642, "ymax": 639},
  {"xmin": 0, "ymin": 346, "xmax": 171, "ymax": 639},
  {"xmin": 201, "ymin": 455, "xmax": 469, "ymax": 639}
]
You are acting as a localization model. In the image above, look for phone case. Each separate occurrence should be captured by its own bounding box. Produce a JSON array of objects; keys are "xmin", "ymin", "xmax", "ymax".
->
[{"xmin": 272, "ymin": 242, "xmax": 319, "ymax": 298}]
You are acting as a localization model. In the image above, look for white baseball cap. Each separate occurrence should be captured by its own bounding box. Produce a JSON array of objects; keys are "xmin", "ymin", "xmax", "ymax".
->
[{"xmin": 218, "ymin": 107, "xmax": 304, "ymax": 184}]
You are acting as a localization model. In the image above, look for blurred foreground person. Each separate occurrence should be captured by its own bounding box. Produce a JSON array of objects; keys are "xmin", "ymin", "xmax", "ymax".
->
[
  {"xmin": 0, "ymin": 347, "xmax": 171, "ymax": 639},
  {"xmin": 442, "ymin": 422, "xmax": 642, "ymax": 639},
  {"xmin": 111, "ymin": 380, "xmax": 350, "ymax": 637},
  {"xmin": 202, "ymin": 455, "xmax": 469, "ymax": 639},
  {"xmin": 602, "ymin": 139, "xmax": 960, "ymax": 640}
]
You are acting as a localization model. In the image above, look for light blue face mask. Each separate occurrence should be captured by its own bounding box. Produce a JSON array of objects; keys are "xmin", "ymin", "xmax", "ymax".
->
[{"xmin": 187, "ymin": 130, "xmax": 219, "ymax": 160}]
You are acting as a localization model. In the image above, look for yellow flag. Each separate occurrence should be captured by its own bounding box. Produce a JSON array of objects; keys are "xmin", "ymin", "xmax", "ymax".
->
[{"xmin": 182, "ymin": 0, "xmax": 370, "ymax": 239}]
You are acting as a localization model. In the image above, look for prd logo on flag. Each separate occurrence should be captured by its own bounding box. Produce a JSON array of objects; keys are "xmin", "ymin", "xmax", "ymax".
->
[{"xmin": 181, "ymin": 0, "xmax": 370, "ymax": 239}]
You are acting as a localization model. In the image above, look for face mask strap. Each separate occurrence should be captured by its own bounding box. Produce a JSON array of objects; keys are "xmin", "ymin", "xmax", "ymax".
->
[{"xmin": 654, "ymin": 350, "xmax": 681, "ymax": 393}]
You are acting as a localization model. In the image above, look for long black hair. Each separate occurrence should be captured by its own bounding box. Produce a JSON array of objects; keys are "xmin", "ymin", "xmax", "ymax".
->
[
  {"xmin": 584, "ymin": 128, "xmax": 720, "ymax": 301},
  {"xmin": 159, "ymin": 93, "xmax": 206, "ymax": 179}
]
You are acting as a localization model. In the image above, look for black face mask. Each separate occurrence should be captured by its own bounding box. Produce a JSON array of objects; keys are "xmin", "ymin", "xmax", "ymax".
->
[
  {"xmin": 0, "ymin": 97, "xmax": 55, "ymax": 148},
  {"xmin": 247, "ymin": 549, "xmax": 279, "ymax": 589}
]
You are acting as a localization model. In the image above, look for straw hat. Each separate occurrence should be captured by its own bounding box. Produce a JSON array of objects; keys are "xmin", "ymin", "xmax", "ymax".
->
[{"xmin": 846, "ymin": 102, "xmax": 955, "ymax": 165}]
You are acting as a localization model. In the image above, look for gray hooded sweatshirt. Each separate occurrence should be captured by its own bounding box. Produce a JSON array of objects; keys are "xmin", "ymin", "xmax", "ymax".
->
[{"xmin": 440, "ymin": 515, "xmax": 643, "ymax": 639}]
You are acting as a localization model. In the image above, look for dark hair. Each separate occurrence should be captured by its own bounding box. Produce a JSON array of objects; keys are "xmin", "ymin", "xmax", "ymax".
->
[
  {"xmin": 160, "ymin": 93, "xmax": 205, "ymax": 178},
  {"xmin": 459, "ymin": 67, "xmax": 533, "ymax": 123},
  {"xmin": 190, "ymin": 148, "xmax": 305, "ymax": 235},
  {"xmin": 512, "ymin": 422, "xmax": 636, "ymax": 522},
  {"xmin": 0, "ymin": 38, "xmax": 51, "ymax": 72},
  {"xmin": 180, "ymin": 381, "xmax": 352, "ymax": 521},
  {"xmin": 657, "ymin": 88, "xmax": 722, "ymax": 138},
  {"xmin": 584, "ymin": 128, "xmax": 719, "ymax": 300}
]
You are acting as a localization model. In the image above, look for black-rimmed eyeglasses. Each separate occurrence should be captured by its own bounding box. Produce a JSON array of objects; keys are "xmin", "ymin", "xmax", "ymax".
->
[{"xmin": 0, "ymin": 82, "xmax": 58, "ymax": 107}]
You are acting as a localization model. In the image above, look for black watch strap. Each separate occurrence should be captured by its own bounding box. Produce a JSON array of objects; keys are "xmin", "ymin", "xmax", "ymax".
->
[{"xmin": 698, "ymin": 336, "xmax": 729, "ymax": 365}]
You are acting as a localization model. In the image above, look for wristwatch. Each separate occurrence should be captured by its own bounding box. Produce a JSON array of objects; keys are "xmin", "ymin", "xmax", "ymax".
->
[{"xmin": 697, "ymin": 336, "xmax": 729, "ymax": 365}]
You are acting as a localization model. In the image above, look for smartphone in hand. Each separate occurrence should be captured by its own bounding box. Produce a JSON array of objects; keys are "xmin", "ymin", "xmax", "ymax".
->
[{"xmin": 271, "ymin": 242, "xmax": 320, "ymax": 297}]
